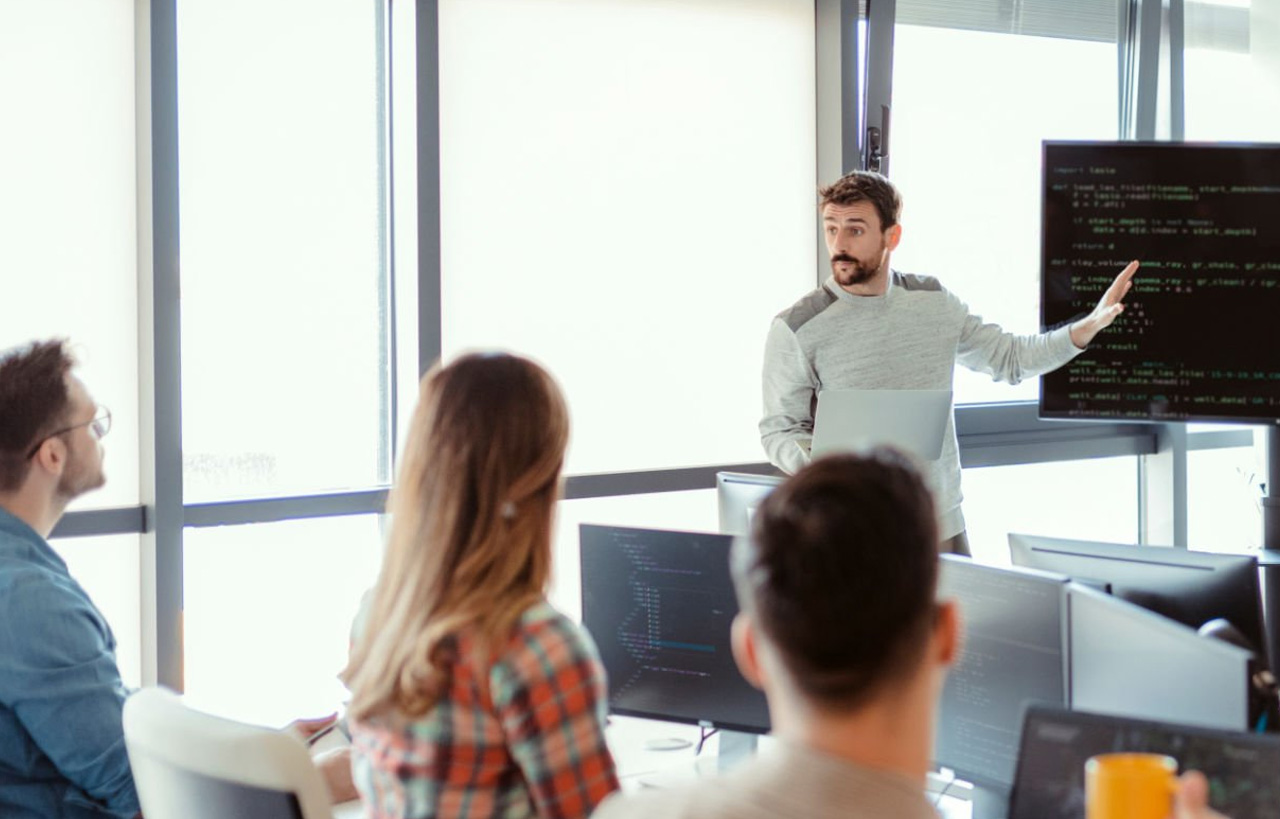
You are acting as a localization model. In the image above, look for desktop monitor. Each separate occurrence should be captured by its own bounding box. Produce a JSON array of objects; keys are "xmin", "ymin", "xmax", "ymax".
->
[
  {"xmin": 715, "ymin": 472, "xmax": 784, "ymax": 536},
  {"xmin": 933, "ymin": 557, "xmax": 1070, "ymax": 812},
  {"xmin": 578, "ymin": 524, "xmax": 770, "ymax": 734},
  {"xmin": 1009, "ymin": 704, "xmax": 1280, "ymax": 819},
  {"xmin": 1008, "ymin": 533, "xmax": 1267, "ymax": 667},
  {"xmin": 1067, "ymin": 583, "xmax": 1250, "ymax": 731}
]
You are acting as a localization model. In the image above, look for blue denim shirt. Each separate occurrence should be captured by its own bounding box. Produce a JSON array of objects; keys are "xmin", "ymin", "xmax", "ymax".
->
[{"xmin": 0, "ymin": 507, "xmax": 140, "ymax": 818}]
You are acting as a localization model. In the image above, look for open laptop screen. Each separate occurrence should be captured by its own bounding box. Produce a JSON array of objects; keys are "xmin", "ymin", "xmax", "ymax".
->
[{"xmin": 811, "ymin": 389, "xmax": 952, "ymax": 461}]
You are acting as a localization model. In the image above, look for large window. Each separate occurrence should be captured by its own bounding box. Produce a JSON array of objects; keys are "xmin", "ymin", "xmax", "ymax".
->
[
  {"xmin": 962, "ymin": 457, "xmax": 1141, "ymax": 564},
  {"xmin": 55, "ymin": 534, "xmax": 144, "ymax": 687},
  {"xmin": 0, "ymin": 0, "xmax": 140, "ymax": 509},
  {"xmin": 182, "ymin": 516, "xmax": 383, "ymax": 725},
  {"xmin": 0, "ymin": 1, "xmax": 142, "ymax": 683},
  {"xmin": 175, "ymin": 0, "xmax": 394, "ymax": 716},
  {"xmin": 177, "ymin": 0, "xmax": 392, "ymax": 503},
  {"xmin": 1184, "ymin": 0, "xmax": 1280, "ymax": 142},
  {"xmin": 437, "ymin": 0, "xmax": 818, "ymax": 475},
  {"xmin": 11, "ymin": 0, "xmax": 1258, "ymax": 697},
  {"xmin": 889, "ymin": 6, "xmax": 1120, "ymax": 405},
  {"xmin": 1188, "ymin": 441, "xmax": 1266, "ymax": 552}
]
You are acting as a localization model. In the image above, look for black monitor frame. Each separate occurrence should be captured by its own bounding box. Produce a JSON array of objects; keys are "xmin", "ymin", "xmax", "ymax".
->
[
  {"xmin": 578, "ymin": 523, "xmax": 771, "ymax": 736},
  {"xmin": 1039, "ymin": 140, "xmax": 1280, "ymax": 426},
  {"xmin": 1008, "ymin": 533, "xmax": 1266, "ymax": 667}
]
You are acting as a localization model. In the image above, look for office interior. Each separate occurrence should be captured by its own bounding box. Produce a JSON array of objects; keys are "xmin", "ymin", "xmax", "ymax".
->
[{"xmin": 5, "ymin": 0, "xmax": 1279, "ymax": 798}]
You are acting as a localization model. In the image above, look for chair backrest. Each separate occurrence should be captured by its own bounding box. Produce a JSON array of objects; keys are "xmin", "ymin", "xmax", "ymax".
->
[{"xmin": 123, "ymin": 687, "xmax": 336, "ymax": 819}]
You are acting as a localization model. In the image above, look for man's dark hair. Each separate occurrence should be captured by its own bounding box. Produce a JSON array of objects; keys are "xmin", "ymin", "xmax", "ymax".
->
[
  {"xmin": 731, "ymin": 450, "xmax": 938, "ymax": 710},
  {"xmin": 818, "ymin": 170, "xmax": 903, "ymax": 231},
  {"xmin": 0, "ymin": 340, "xmax": 76, "ymax": 491}
]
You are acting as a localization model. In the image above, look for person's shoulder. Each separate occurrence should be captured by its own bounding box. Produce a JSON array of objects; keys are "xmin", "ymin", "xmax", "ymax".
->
[
  {"xmin": 892, "ymin": 271, "xmax": 966, "ymax": 316},
  {"xmin": 593, "ymin": 780, "xmax": 739, "ymax": 819},
  {"xmin": 0, "ymin": 565, "xmax": 105, "ymax": 652},
  {"xmin": 515, "ymin": 600, "xmax": 588, "ymax": 647},
  {"xmin": 775, "ymin": 284, "xmax": 839, "ymax": 333},
  {"xmin": 0, "ymin": 559, "xmax": 75, "ymax": 612},
  {"xmin": 892, "ymin": 270, "xmax": 948, "ymax": 294},
  {"xmin": 493, "ymin": 602, "xmax": 602, "ymax": 684}
]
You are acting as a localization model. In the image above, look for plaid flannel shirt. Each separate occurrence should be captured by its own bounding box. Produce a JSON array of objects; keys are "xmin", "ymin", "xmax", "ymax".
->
[{"xmin": 351, "ymin": 602, "xmax": 619, "ymax": 818}]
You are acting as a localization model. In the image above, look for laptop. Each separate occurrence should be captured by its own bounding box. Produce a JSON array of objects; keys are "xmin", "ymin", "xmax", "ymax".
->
[
  {"xmin": 1008, "ymin": 704, "xmax": 1280, "ymax": 819},
  {"xmin": 810, "ymin": 388, "xmax": 952, "ymax": 461}
]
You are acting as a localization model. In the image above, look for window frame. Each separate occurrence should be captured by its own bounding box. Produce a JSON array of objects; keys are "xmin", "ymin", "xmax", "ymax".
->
[{"xmin": 49, "ymin": 0, "xmax": 1252, "ymax": 689}]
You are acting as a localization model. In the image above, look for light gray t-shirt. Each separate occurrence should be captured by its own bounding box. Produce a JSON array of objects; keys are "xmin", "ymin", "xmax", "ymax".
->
[
  {"xmin": 760, "ymin": 272, "xmax": 1082, "ymax": 539},
  {"xmin": 594, "ymin": 741, "xmax": 940, "ymax": 819}
]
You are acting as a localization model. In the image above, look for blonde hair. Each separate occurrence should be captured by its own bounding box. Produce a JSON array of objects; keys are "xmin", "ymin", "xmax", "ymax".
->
[{"xmin": 344, "ymin": 352, "xmax": 569, "ymax": 720}]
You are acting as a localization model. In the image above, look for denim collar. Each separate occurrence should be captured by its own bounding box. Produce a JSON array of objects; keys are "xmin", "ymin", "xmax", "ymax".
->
[{"xmin": 0, "ymin": 506, "xmax": 69, "ymax": 576}]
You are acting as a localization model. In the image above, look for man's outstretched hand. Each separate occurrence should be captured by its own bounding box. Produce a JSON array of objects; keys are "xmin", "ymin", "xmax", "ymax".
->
[{"xmin": 1070, "ymin": 260, "xmax": 1139, "ymax": 349}]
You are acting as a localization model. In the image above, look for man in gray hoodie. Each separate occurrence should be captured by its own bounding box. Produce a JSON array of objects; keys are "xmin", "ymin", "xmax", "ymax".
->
[{"xmin": 760, "ymin": 170, "xmax": 1138, "ymax": 554}]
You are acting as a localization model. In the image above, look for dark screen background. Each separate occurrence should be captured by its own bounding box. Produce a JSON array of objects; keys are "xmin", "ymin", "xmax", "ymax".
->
[
  {"xmin": 580, "ymin": 524, "xmax": 770, "ymax": 733},
  {"xmin": 1041, "ymin": 142, "xmax": 1280, "ymax": 423}
]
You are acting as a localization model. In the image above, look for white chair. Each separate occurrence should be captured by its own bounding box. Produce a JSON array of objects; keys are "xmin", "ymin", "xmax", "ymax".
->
[{"xmin": 122, "ymin": 687, "xmax": 338, "ymax": 819}]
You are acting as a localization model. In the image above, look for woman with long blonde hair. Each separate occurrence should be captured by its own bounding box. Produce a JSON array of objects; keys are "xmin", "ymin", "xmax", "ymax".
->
[{"xmin": 344, "ymin": 353, "xmax": 619, "ymax": 818}]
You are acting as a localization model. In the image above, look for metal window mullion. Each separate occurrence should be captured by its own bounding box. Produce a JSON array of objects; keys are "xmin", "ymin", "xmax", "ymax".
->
[
  {"xmin": 1168, "ymin": 0, "xmax": 1185, "ymax": 141},
  {"xmin": 815, "ymin": 0, "xmax": 864, "ymax": 286},
  {"xmin": 182, "ymin": 490, "xmax": 391, "ymax": 529},
  {"xmin": 863, "ymin": 0, "xmax": 895, "ymax": 174},
  {"xmin": 1139, "ymin": 423, "xmax": 1189, "ymax": 547},
  {"xmin": 416, "ymin": 0, "xmax": 442, "ymax": 376},
  {"xmin": 142, "ymin": 0, "xmax": 184, "ymax": 691},
  {"xmin": 1124, "ymin": 0, "xmax": 1163, "ymax": 140},
  {"xmin": 50, "ymin": 507, "xmax": 148, "ymax": 540},
  {"xmin": 377, "ymin": 0, "xmax": 397, "ymax": 482}
]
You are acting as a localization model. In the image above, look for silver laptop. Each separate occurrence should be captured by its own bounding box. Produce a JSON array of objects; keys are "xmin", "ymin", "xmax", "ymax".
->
[{"xmin": 810, "ymin": 389, "xmax": 952, "ymax": 461}]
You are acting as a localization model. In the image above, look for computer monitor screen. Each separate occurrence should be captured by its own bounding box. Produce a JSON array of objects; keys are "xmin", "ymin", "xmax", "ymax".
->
[
  {"xmin": 715, "ymin": 472, "xmax": 784, "ymax": 536},
  {"xmin": 579, "ymin": 524, "xmax": 770, "ymax": 733},
  {"xmin": 1008, "ymin": 533, "xmax": 1266, "ymax": 666},
  {"xmin": 1040, "ymin": 141, "xmax": 1280, "ymax": 423},
  {"xmin": 934, "ymin": 557, "xmax": 1069, "ymax": 791},
  {"xmin": 1010, "ymin": 704, "xmax": 1280, "ymax": 819},
  {"xmin": 1067, "ymin": 584, "xmax": 1249, "ymax": 731}
]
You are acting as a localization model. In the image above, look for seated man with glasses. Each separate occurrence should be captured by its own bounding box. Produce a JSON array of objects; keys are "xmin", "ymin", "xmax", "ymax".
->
[{"xmin": 0, "ymin": 339, "xmax": 137, "ymax": 819}]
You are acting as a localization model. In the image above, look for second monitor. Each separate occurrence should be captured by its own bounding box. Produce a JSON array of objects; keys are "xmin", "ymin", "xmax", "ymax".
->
[
  {"xmin": 1008, "ymin": 533, "xmax": 1267, "ymax": 666},
  {"xmin": 579, "ymin": 524, "xmax": 770, "ymax": 735}
]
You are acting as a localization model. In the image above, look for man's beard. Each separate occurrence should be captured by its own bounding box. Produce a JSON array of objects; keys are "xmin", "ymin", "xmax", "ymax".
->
[
  {"xmin": 830, "ymin": 249, "xmax": 884, "ymax": 287},
  {"xmin": 57, "ymin": 449, "xmax": 105, "ymax": 501}
]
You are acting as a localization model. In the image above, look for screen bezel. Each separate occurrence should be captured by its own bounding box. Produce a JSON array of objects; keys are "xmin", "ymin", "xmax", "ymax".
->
[
  {"xmin": 578, "ymin": 523, "xmax": 772, "ymax": 735},
  {"xmin": 1038, "ymin": 139, "xmax": 1280, "ymax": 426}
]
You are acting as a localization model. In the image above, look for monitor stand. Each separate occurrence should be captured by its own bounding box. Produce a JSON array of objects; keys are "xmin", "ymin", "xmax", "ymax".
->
[
  {"xmin": 1259, "ymin": 429, "xmax": 1280, "ymax": 671},
  {"xmin": 927, "ymin": 772, "xmax": 1008, "ymax": 819},
  {"xmin": 715, "ymin": 730, "xmax": 758, "ymax": 770},
  {"xmin": 638, "ymin": 730, "xmax": 759, "ymax": 788},
  {"xmin": 967, "ymin": 782, "xmax": 1011, "ymax": 819}
]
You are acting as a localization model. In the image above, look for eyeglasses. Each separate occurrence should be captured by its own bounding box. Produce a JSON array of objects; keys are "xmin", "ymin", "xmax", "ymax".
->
[{"xmin": 25, "ymin": 407, "xmax": 112, "ymax": 459}]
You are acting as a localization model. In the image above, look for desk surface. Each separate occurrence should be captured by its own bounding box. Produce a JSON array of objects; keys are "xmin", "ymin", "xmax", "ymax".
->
[
  {"xmin": 607, "ymin": 716, "xmax": 971, "ymax": 818},
  {"xmin": 330, "ymin": 717, "xmax": 971, "ymax": 818}
]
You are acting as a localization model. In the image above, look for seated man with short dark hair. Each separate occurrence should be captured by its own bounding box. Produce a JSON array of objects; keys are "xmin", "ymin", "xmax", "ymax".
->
[
  {"xmin": 0, "ymin": 339, "xmax": 139, "ymax": 818},
  {"xmin": 594, "ymin": 450, "xmax": 1225, "ymax": 819}
]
